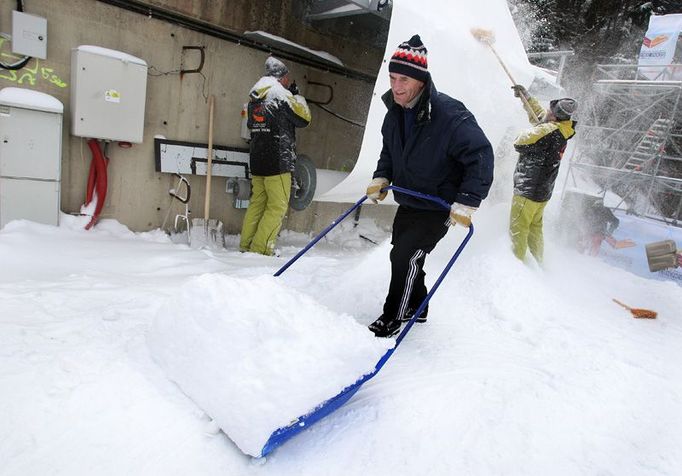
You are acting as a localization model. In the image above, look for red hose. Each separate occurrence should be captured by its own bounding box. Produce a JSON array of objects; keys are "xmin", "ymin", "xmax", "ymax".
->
[
  {"xmin": 85, "ymin": 152, "xmax": 96, "ymax": 205},
  {"xmin": 84, "ymin": 139, "xmax": 109, "ymax": 230}
]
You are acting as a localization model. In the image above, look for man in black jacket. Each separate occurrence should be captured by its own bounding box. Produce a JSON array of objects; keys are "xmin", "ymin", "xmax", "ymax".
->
[
  {"xmin": 239, "ymin": 57, "xmax": 311, "ymax": 256},
  {"xmin": 509, "ymin": 85, "xmax": 576, "ymax": 263},
  {"xmin": 366, "ymin": 35, "xmax": 495, "ymax": 338}
]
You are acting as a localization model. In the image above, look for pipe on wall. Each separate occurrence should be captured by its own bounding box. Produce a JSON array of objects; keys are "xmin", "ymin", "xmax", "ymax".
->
[{"xmin": 96, "ymin": 0, "xmax": 379, "ymax": 83}]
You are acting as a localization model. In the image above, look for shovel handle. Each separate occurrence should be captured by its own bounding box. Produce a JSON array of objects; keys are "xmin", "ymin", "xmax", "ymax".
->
[{"xmin": 274, "ymin": 186, "xmax": 456, "ymax": 277}]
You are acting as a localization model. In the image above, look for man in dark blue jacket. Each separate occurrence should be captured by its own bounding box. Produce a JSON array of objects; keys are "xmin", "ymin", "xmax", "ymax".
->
[{"xmin": 366, "ymin": 34, "xmax": 494, "ymax": 337}]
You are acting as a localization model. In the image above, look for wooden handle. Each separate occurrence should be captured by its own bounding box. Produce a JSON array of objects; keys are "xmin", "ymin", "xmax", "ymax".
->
[
  {"xmin": 519, "ymin": 93, "xmax": 540, "ymax": 124},
  {"xmin": 204, "ymin": 95, "xmax": 215, "ymax": 220},
  {"xmin": 612, "ymin": 299, "xmax": 631, "ymax": 310},
  {"xmin": 487, "ymin": 43, "xmax": 540, "ymax": 123},
  {"xmin": 488, "ymin": 43, "xmax": 517, "ymax": 84}
]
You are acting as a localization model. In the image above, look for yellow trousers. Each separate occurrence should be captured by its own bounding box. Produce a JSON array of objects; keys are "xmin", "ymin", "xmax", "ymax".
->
[
  {"xmin": 239, "ymin": 173, "xmax": 291, "ymax": 256},
  {"xmin": 509, "ymin": 195, "xmax": 548, "ymax": 263}
]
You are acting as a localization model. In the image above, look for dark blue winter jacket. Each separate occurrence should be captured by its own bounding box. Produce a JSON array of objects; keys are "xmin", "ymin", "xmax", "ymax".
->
[{"xmin": 373, "ymin": 77, "xmax": 494, "ymax": 210}]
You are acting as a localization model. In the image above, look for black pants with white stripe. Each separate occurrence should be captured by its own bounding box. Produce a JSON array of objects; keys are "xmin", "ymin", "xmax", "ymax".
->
[{"xmin": 383, "ymin": 206, "xmax": 450, "ymax": 321}]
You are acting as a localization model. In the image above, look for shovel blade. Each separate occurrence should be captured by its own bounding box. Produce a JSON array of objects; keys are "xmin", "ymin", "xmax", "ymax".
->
[{"xmin": 190, "ymin": 218, "xmax": 224, "ymax": 249}]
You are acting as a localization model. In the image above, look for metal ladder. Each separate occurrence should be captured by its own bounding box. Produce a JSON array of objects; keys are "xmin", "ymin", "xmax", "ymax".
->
[{"xmin": 621, "ymin": 118, "xmax": 672, "ymax": 171}]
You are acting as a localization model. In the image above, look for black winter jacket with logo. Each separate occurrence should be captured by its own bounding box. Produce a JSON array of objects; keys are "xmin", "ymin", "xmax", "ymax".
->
[{"xmin": 247, "ymin": 77, "xmax": 311, "ymax": 176}]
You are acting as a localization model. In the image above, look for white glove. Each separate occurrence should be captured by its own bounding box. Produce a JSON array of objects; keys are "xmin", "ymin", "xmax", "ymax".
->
[
  {"xmin": 366, "ymin": 177, "xmax": 389, "ymax": 203},
  {"xmin": 448, "ymin": 203, "xmax": 477, "ymax": 227}
]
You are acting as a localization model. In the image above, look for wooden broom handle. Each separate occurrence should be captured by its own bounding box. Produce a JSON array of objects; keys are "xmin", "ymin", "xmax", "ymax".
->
[
  {"xmin": 612, "ymin": 299, "xmax": 631, "ymax": 310},
  {"xmin": 204, "ymin": 95, "xmax": 215, "ymax": 220},
  {"xmin": 486, "ymin": 43, "xmax": 540, "ymax": 123}
]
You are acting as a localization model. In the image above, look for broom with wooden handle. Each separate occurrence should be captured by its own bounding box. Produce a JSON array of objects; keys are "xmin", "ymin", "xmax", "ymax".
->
[
  {"xmin": 471, "ymin": 27, "xmax": 540, "ymax": 123},
  {"xmin": 612, "ymin": 299, "xmax": 658, "ymax": 319}
]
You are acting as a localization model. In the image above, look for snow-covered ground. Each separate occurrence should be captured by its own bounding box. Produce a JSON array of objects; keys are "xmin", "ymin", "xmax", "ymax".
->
[
  {"xmin": 2, "ymin": 0, "xmax": 681, "ymax": 473},
  {"xmin": 1, "ymin": 203, "xmax": 681, "ymax": 475}
]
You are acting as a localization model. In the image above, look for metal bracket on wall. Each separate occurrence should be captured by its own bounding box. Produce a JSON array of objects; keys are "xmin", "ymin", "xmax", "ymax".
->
[
  {"xmin": 306, "ymin": 81, "xmax": 334, "ymax": 106},
  {"xmin": 180, "ymin": 46, "xmax": 205, "ymax": 78}
]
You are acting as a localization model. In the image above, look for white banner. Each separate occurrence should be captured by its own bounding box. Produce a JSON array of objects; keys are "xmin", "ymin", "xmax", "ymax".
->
[{"xmin": 638, "ymin": 13, "xmax": 682, "ymax": 80}]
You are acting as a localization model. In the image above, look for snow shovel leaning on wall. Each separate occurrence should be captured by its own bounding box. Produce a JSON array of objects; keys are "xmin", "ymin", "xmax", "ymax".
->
[
  {"xmin": 191, "ymin": 94, "xmax": 225, "ymax": 248},
  {"xmin": 260, "ymin": 185, "xmax": 474, "ymax": 456}
]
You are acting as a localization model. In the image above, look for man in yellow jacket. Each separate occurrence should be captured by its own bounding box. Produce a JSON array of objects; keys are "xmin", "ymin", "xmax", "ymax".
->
[
  {"xmin": 510, "ymin": 85, "xmax": 576, "ymax": 263},
  {"xmin": 239, "ymin": 57, "xmax": 311, "ymax": 256}
]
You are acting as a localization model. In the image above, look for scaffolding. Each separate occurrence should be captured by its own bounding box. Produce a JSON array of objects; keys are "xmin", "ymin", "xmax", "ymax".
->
[{"xmin": 563, "ymin": 64, "xmax": 682, "ymax": 226}]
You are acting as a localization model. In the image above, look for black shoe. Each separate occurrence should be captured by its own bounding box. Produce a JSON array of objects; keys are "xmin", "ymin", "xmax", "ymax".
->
[
  {"xmin": 368, "ymin": 315, "xmax": 402, "ymax": 338},
  {"xmin": 401, "ymin": 306, "xmax": 428, "ymax": 323}
]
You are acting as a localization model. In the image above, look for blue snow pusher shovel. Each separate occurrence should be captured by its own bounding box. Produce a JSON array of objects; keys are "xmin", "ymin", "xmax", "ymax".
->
[{"xmin": 262, "ymin": 186, "xmax": 474, "ymax": 457}]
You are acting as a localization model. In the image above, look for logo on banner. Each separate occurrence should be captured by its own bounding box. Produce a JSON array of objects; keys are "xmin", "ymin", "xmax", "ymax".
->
[{"xmin": 642, "ymin": 34, "xmax": 669, "ymax": 48}]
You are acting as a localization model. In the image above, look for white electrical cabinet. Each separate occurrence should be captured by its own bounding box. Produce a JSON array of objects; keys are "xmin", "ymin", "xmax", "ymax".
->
[
  {"xmin": 12, "ymin": 10, "xmax": 48, "ymax": 59},
  {"xmin": 71, "ymin": 45, "xmax": 148, "ymax": 143},
  {"xmin": 0, "ymin": 87, "xmax": 63, "ymax": 229}
]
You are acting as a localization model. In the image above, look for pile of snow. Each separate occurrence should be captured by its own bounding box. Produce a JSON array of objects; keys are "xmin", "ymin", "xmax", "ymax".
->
[{"xmin": 147, "ymin": 274, "xmax": 392, "ymax": 457}]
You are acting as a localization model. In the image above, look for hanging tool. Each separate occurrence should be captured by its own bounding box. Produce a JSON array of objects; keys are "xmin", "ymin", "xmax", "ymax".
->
[
  {"xmin": 471, "ymin": 28, "xmax": 540, "ymax": 123},
  {"xmin": 612, "ymin": 299, "xmax": 658, "ymax": 319},
  {"xmin": 161, "ymin": 173, "xmax": 191, "ymax": 241}
]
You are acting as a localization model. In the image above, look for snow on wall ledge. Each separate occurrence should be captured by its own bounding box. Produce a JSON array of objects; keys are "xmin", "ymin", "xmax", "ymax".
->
[
  {"xmin": 315, "ymin": 0, "xmax": 539, "ymax": 203},
  {"xmin": 147, "ymin": 274, "xmax": 392, "ymax": 457},
  {"xmin": 0, "ymin": 87, "xmax": 63, "ymax": 113}
]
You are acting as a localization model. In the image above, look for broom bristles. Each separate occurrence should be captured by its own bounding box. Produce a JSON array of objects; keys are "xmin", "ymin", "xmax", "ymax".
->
[
  {"xmin": 471, "ymin": 28, "xmax": 495, "ymax": 44},
  {"xmin": 631, "ymin": 308, "xmax": 658, "ymax": 319}
]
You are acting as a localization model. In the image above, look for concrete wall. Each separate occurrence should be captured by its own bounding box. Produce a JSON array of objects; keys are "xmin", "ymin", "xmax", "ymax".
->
[{"xmin": 0, "ymin": 0, "xmax": 396, "ymax": 235}]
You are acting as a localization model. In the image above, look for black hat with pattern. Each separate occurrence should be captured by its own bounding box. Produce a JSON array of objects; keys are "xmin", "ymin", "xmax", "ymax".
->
[{"xmin": 388, "ymin": 34, "xmax": 429, "ymax": 82}]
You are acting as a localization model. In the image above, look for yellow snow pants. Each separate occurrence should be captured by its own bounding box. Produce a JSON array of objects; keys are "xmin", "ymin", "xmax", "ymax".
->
[
  {"xmin": 239, "ymin": 173, "xmax": 291, "ymax": 256},
  {"xmin": 509, "ymin": 194, "xmax": 548, "ymax": 263}
]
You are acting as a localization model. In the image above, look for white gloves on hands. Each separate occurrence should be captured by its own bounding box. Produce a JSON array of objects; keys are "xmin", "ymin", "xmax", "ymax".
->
[
  {"xmin": 448, "ymin": 202, "xmax": 477, "ymax": 227},
  {"xmin": 366, "ymin": 177, "xmax": 389, "ymax": 203}
]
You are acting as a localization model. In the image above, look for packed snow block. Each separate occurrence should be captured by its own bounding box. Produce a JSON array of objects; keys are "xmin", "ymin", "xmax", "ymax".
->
[{"xmin": 147, "ymin": 274, "xmax": 392, "ymax": 457}]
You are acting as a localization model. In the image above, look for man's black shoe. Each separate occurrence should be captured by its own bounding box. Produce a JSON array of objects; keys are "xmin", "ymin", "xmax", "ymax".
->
[
  {"xmin": 401, "ymin": 306, "xmax": 428, "ymax": 323},
  {"xmin": 368, "ymin": 315, "xmax": 401, "ymax": 338}
]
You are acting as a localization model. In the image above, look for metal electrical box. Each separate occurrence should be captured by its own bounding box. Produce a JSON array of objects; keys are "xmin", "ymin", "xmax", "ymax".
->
[
  {"xmin": 11, "ymin": 10, "xmax": 47, "ymax": 59},
  {"xmin": 71, "ymin": 45, "xmax": 148, "ymax": 143},
  {"xmin": 0, "ymin": 87, "xmax": 63, "ymax": 228}
]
